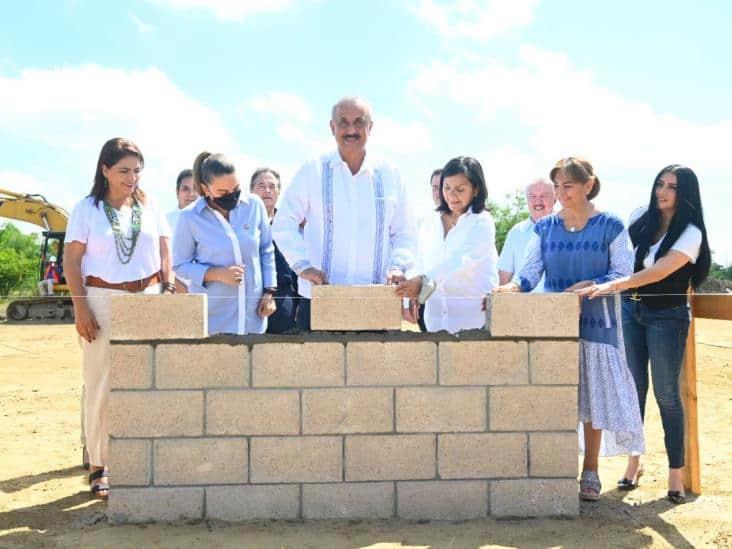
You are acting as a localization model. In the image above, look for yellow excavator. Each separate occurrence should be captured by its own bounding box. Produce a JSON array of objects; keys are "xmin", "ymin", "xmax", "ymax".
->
[{"xmin": 0, "ymin": 188, "xmax": 74, "ymax": 321}]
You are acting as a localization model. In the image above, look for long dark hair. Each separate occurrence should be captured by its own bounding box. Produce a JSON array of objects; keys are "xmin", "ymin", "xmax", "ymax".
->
[
  {"xmin": 192, "ymin": 151, "xmax": 236, "ymax": 194},
  {"xmin": 89, "ymin": 138, "xmax": 146, "ymax": 206},
  {"xmin": 629, "ymin": 165, "xmax": 711, "ymax": 288},
  {"xmin": 436, "ymin": 156, "xmax": 488, "ymax": 214}
]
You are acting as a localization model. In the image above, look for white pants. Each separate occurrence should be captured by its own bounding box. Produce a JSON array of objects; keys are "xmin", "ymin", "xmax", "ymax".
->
[
  {"xmin": 80, "ymin": 284, "xmax": 160, "ymax": 466},
  {"xmin": 38, "ymin": 279, "xmax": 54, "ymax": 295}
]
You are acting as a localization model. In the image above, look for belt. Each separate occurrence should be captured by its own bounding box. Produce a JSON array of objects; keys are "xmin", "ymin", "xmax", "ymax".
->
[{"xmin": 85, "ymin": 273, "xmax": 160, "ymax": 293}]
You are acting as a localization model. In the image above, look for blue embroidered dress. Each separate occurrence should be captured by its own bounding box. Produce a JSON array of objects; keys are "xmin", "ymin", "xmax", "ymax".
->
[{"xmin": 518, "ymin": 212, "xmax": 645, "ymax": 456}]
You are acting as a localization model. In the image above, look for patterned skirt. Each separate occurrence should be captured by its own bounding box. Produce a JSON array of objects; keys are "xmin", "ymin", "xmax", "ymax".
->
[{"xmin": 578, "ymin": 339, "xmax": 646, "ymax": 456}]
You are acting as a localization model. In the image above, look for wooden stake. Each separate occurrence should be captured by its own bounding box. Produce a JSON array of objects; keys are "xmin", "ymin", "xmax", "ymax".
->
[{"xmin": 681, "ymin": 290, "xmax": 701, "ymax": 494}]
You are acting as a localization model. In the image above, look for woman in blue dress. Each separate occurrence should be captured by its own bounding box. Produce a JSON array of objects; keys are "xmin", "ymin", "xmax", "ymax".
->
[
  {"xmin": 174, "ymin": 152, "xmax": 277, "ymax": 335},
  {"xmin": 495, "ymin": 157, "xmax": 644, "ymax": 501}
]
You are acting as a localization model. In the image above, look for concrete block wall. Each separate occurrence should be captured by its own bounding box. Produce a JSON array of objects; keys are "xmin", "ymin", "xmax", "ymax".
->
[{"xmin": 108, "ymin": 293, "xmax": 580, "ymax": 522}]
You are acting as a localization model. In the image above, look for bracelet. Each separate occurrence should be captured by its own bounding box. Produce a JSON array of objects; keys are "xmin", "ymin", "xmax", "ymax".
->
[
  {"xmin": 162, "ymin": 282, "xmax": 176, "ymax": 294},
  {"xmin": 263, "ymin": 287, "xmax": 277, "ymax": 295}
]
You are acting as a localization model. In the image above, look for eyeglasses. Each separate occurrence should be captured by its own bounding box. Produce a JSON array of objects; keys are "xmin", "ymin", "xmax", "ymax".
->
[{"xmin": 334, "ymin": 117, "xmax": 371, "ymax": 130}]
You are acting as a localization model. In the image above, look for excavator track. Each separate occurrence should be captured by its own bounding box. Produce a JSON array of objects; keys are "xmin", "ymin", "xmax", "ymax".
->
[{"xmin": 6, "ymin": 296, "xmax": 74, "ymax": 322}]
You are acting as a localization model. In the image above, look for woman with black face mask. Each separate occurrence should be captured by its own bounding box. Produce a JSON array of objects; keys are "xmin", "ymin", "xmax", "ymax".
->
[{"xmin": 173, "ymin": 151, "xmax": 277, "ymax": 334}]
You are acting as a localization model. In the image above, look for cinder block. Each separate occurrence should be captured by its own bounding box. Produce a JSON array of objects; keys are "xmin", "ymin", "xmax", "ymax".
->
[
  {"xmin": 489, "ymin": 386, "xmax": 577, "ymax": 431},
  {"xmin": 487, "ymin": 293, "xmax": 579, "ymax": 338},
  {"xmin": 206, "ymin": 390, "xmax": 299, "ymax": 435},
  {"xmin": 252, "ymin": 342, "xmax": 343, "ymax": 387},
  {"xmin": 490, "ymin": 479, "xmax": 578, "ymax": 517},
  {"xmin": 109, "ymin": 439, "xmax": 150, "ymax": 486},
  {"xmin": 108, "ymin": 487, "xmax": 203, "ymax": 523},
  {"xmin": 250, "ymin": 436, "xmax": 341, "ymax": 483},
  {"xmin": 397, "ymin": 481, "xmax": 487, "ymax": 520},
  {"xmin": 439, "ymin": 341, "xmax": 528, "ymax": 385},
  {"xmin": 110, "ymin": 345, "xmax": 152, "ymax": 389},
  {"xmin": 302, "ymin": 388, "xmax": 392, "ymax": 434},
  {"xmin": 310, "ymin": 285, "xmax": 401, "ymax": 330},
  {"xmin": 206, "ymin": 485, "xmax": 300, "ymax": 520},
  {"xmin": 529, "ymin": 432, "xmax": 578, "ymax": 477},
  {"xmin": 347, "ymin": 341, "xmax": 436, "ymax": 385},
  {"xmin": 438, "ymin": 434, "xmax": 526, "ymax": 479},
  {"xmin": 156, "ymin": 344, "xmax": 247, "ymax": 388},
  {"xmin": 396, "ymin": 388, "xmax": 485, "ymax": 432},
  {"xmin": 109, "ymin": 391, "xmax": 203, "ymax": 437},
  {"xmin": 530, "ymin": 341, "xmax": 579, "ymax": 385},
  {"xmin": 303, "ymin": 483, "xmax": 394, "ymax": 519},
  {"xmin": 154, "ymin": 438, "xmax": 247, "ymax": 485},
  {"xmin": 346, "ymin": 435, "xmax": 435, "ymax": 481},
  {"xmin": 110, "ymin": 294, "xmax": 207, "ymax": 340}
]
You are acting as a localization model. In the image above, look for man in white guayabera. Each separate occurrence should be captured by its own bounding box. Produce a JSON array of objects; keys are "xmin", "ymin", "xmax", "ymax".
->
[
  {"xmin": 497, "ymin": 178, "xmax": 556, "ymax": 291},
  {"xmin": 272, "ymin": 96, "xmax": 417, "ymax": 329}
]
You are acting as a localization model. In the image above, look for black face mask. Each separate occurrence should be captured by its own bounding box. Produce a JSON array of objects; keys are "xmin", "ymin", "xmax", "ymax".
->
[{"xmin": 210, "ymin": 189, "xmax": 241, "ymax": 211}]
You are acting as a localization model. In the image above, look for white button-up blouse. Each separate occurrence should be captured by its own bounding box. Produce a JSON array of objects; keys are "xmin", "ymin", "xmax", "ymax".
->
[{"xmin": 418, "ymin": 209, "xmax": 499, "ymax": 334}]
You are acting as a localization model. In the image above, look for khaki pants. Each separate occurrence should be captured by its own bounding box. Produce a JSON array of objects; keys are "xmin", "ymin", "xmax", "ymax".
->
[
  {"xmin": 38, "ymin": 279, "xmax": 54, "ymax": 295},
  {"xmin": 80, "ymin": 284, "xmax": 160, "ymax": 466}
]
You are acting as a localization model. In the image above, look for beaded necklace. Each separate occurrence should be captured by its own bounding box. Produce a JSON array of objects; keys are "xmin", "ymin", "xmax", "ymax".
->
[{"xmin": 102, "ymin": 198, "xmax": 142, "ymax": 264}]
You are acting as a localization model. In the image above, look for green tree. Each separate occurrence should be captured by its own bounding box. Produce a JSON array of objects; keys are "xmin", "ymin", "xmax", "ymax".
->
[
  {"xmin": 488, "ymin": 191, "xmax": 530, "ymax": 253},
  {"xmin": 709, "ymin": 261, "xmax": 732, "ymax": 281},
  {"xmin": 0, "ymin": 223, "xmax": 40, "ymax": 296}
]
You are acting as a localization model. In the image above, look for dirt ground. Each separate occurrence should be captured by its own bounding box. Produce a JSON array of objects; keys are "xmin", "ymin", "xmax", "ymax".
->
[{"xmin": 0, "ymin": 320, "xmax": 730, "ymax": 548}]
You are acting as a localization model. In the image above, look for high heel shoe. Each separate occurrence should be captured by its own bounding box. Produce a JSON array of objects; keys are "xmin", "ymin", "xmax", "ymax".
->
[{"xmin": 617, "ymin": 466, "xmax": 644, "ymax": 490}]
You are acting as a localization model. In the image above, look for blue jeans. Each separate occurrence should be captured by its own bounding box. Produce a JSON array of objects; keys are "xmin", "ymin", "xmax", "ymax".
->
[{"xmin": 622, "ymin": 298, "xmax": 690, "ymax": 468}]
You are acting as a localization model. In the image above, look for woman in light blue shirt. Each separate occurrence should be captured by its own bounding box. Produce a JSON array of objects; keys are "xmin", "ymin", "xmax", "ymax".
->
[{"xmin": 174, "ymin": 152, "xmax": 277, "ymax": 334}]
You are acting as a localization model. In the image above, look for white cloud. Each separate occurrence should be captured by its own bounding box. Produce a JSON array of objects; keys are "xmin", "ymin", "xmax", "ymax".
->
[
  {"xmin": 410, "ymin": 0, "xmax": 539, "ymax": 42},
  {"xmin": 150, "ymin": 0, "xmax": 296, "ymax": 21},
  {"xmin": 407, "ymin": 44, "xmax": 732, "ymax": 260},
  {"xmin": 409, "ymin": 45, "xmax": 732, "ymax": 172},
  {"xmin": 248, "ymin": 91, "xmax": 314, "ymax": 125},
  {"xmin": 0, "ymin": 66, "xmax": 259, "ymax": 212},
  {"xmin": 370, "ymin": 117, "xmax": 432, "ymax": 157},
  {"xmin": 130, "ymin": 13, "xmax": 154, "ymax": 33}
]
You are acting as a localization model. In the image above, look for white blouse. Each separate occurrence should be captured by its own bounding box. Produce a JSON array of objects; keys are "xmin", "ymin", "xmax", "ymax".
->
[
  {"xmin": 642, "ymin": 224, "xmax": 702, "ymax": 268},
  {"xmin": 628, "ymin": 206, "xmax": 702, "ymax": 268},
  {"xmin": 418, "ymin": 210, "xmax": 499, "ymax": 334},
  {"xmin": 66, "ymin": 196, "xmax": 170, "ymax": 283}
]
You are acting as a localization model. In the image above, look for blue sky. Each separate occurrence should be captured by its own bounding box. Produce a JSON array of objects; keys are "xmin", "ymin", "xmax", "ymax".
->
[{"xmin": 1, "ymin": 0, "xmax": 730, "ymax": 262}]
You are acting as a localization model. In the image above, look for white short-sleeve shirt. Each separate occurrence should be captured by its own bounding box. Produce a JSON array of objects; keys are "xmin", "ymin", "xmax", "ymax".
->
[
  {"xmin": 642, "ymin": 224, "xmax": 702, "ymax": 268},
  {"xmin": 66, "ymin": 196, "xmax": 170, "ymax": 283},
  {"xmin": 628, "ymin": 206, "xmax": 702, "ymax": 268}
]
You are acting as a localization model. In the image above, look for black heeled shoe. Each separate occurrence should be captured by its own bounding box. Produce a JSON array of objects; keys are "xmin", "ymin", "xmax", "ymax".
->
[
  {"xmin": 667, "ymin": 490, "xmax": 686, "ymax": 504},
  {"xmin": 617, "ymin": 467, "xmax": 644, "ymax": 491}
]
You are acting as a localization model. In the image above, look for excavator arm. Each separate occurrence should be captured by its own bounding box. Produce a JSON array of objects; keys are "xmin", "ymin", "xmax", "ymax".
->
[{"xmin": 0, "ymin": 188, "xmax": 69, "ymax": 231}]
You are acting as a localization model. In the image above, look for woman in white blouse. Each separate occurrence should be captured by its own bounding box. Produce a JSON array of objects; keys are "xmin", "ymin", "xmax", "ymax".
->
[
  {"xmin": 396, "ymin": 156, "xmax": 498, "ymax": 333},
  {"xmin": 64, "ymin": 138, "xmax": 174, "ymax": 498}
]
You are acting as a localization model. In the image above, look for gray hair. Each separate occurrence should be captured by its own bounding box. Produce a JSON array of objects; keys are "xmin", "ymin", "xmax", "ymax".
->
[
  {"xmin": 331, "ymin": 96, "xmax": 373, "ymax": 121},
  {"xmin": 250, "ymin": 167, "xmax": 281, "ymax": 191},
  {"xmin": 524, "ymin": 178, "xmax": 554, "ymax": 197}
]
